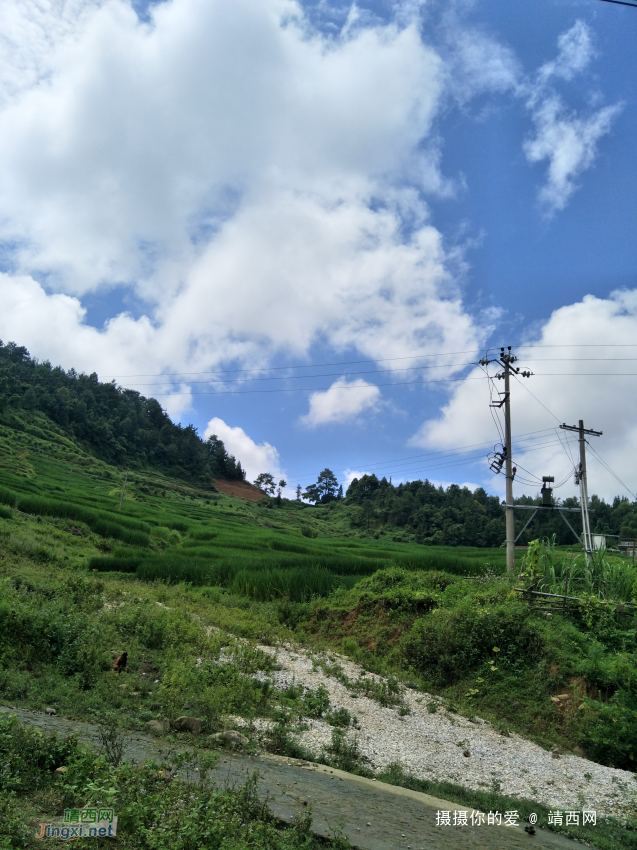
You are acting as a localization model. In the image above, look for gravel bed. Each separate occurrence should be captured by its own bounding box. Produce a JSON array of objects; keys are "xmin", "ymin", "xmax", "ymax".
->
[{"xmin": 246, "ymin": 643, "xmax": 637, "ymax": 820}]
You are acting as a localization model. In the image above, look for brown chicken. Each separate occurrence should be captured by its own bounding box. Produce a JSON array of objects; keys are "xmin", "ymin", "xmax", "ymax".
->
[{"xmin": 113, "ymin": 652, "xmax": 128, "ymax": 674}]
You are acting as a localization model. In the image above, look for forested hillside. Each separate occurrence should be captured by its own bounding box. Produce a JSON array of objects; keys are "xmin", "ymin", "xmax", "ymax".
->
[
  {"xmin": 0, "ymin": 341, "xmax": 245, "ymax": 483},
  {"xmin": 345, "ymin": 473, "xmax": 637, "ymax": 547}
]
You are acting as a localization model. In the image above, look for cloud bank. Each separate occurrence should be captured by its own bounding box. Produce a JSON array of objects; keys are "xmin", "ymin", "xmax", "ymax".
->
[
  {"xmin": 204, "ymin": 417, "xmax": 284, "ymax": 484},
  {"xmin": 417, "ymin": 291, "xmax": 637, "ymax": 501},
  {"xmin": 0, "ymin": 1, "xmax": 625, "ymax": 459},
  {"xmin": 300, "ymin": 379, "xmax": 381, "ymax": 427}
]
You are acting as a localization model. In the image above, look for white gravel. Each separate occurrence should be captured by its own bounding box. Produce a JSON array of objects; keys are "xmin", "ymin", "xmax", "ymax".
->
[{"xmin": 236, "ymin": 643, "xmax": 637, "ymax": 820}]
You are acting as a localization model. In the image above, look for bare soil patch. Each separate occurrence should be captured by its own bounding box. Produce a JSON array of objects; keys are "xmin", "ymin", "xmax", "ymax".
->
[{"xmin": 213, "ymin": 479, "xmax": 265, "ymax": 501}]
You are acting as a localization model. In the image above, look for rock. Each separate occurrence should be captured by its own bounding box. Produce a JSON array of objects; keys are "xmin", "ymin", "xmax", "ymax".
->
[
  {"xmin": 45, "ymin": 707, "xmax": 56, "ymax": 716},
  {"xmin": 172, "ymin": 716, "xmax": 203, "ymax": 734},
  {"xmin": 463, "ymin": 749, "xmax": 471, "ymax": 757},
  {"xmin": 55, "ymin": 766, "xmax": 68, "ymax": 775},
  {"xmin": 147, "ymin": 719, "xmax": 169, "ymax": 735},
  {"xmin": 573, "ymin": 745, "xmax": 586, "ymax": 757},
  {"xmin": 210, "ymin": 730, "xmax": 249, "ymax": 748}
]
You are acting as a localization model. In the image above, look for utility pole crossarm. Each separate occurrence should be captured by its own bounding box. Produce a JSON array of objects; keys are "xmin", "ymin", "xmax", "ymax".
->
[{"xmin": 560, "ymin": 423, "xmax": 603, "ymax": 437}]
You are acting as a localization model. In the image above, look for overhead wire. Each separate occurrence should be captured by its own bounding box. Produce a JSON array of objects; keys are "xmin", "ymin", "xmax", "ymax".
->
[
  {"xmin": 587, "ymin": 445, "xmax": 637, "ymax": 501},
  {"xmin": 103, "ymin": 354, "xmax": 637, "ymax": 382}
]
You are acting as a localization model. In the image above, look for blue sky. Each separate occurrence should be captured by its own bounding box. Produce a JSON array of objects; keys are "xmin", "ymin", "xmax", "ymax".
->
[{"xmin": 0, "ymin": 0, "xmax": 636, "ymax": 501}]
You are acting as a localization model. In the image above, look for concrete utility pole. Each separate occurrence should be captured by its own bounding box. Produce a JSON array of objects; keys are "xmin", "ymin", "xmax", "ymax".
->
[
  {"xmin": 559, "ymin": 420, "xmax": 602, "ymax": 561},
  {"xmin": 480, "ymin": 346, "xmax": 532, "ymax": 573},
  {"xmin": 502, "ymin": 353, "xmax": 515, "ymax": 573}
]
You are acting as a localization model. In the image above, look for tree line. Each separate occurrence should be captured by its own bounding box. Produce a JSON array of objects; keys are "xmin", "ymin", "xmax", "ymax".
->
[
  {"xmin": 330, "ymin": 471, "xmax": 637, "ymax": 548},
  {"xmin": 0, "ymin": 341, "xmax": 245, "ymax": 483}
]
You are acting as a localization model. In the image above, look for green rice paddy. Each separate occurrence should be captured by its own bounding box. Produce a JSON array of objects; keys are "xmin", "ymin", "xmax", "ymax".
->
[{"xmin": 0, "ymin": 418, "xmax": 506, "ymax": 601}]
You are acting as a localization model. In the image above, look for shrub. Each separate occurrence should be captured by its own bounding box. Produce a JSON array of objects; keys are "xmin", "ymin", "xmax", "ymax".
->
[
  {"xmin": 401, "ymin": 600, "xmax": 542, "ymax": 686},
  {"xmin": 580, "ymin": 688, "xmax": 637, "ymax": 770},
  {"xmin": 301, "ymin": 526, "xmax": 318, "ymax": 539},
  {"xmin": 302, "ymin": 685, "xmax": 331, "ymax": 718},
  {"xmin": 0, "ymin": 715, "xmax": 78, "ymax": 792},
  {"xmin": 0, "ymin": 506, "xmax": 12, "ymax": 520}
]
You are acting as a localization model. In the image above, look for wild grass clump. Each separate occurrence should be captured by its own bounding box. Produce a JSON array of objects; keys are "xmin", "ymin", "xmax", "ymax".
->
[
  {"xmin": 523, "ymin": 536, "xmax": 637, "ymax": 602},
  {"xmin": 0, "ymin": 488, "xmax": 151, "ymax": 545},
  {"xmin": 396, "ymin": 551, "xmax": 497, "ymax": 576},
  {"xmin": 0, "ymin": 487, "xmax": 17, "ymax": 508}
]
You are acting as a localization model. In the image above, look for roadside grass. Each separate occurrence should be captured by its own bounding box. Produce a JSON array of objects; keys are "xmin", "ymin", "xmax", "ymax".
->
[{"xmin": 0, "ymin": 714, "xmax": 350, "ymax": 850}]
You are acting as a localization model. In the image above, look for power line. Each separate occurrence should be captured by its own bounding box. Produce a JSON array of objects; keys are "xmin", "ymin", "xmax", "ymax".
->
[
  {"xmin": 592, "ymin": 0, "xmax": 637, "ymax": 8},
  {"xmin": 104, "ymin": 356, "xmax": 637, "ymax": 382},
  {"xmin": 328, "ymin": 437, "xmax": 579, "ymax": 483},
  {"xmin": 587, "ymin": 445, "xmax": 637, "ymax": 501},
  {"xmin": 100, "ymin": 349, "xmax": 484, "ymax": 378},
  {"xmin": 147, "ymin": 372, "xmax": 637, "ymax": 396},
  {"xmin": 150, "ymin": 375, "xmax": 487, "ymax": 395},
  {"xmin": 283, "ymin": 427, "xmax": 566, "ymax": 480},
  {"xmin": 110, "ymin": 361, "xmax": 480, "ymax": 386}
]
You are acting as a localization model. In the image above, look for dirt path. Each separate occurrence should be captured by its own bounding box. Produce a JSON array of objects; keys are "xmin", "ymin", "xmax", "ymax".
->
[{"xmin": 1, "ymin": 705, "xmax": 581, "ymax": 850}]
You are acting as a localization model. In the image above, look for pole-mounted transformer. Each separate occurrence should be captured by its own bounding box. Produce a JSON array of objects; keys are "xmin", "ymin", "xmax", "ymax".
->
[{"xmin": 541, "ymin": 476, "xmax": 554, "ymax": 507}]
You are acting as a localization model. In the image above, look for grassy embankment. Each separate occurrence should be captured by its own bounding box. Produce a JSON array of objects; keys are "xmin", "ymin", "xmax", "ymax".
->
[{"xmin": 0, "ymin": 411, "xmax": 636, "ymax": 848}]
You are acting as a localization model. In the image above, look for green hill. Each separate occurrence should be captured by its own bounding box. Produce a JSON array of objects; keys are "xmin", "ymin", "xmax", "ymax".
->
[{"xmin": 0, "ymin": 340, "xmax": 245, "ymax": 483}]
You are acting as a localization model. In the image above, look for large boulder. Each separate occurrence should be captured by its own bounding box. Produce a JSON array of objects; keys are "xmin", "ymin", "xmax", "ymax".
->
[
  {"xmin": 147, "ymin": 719, "xmax": 169, "ymax": 735},
  {"xmin": 172, "ymin": 716, "xmax": 203, "ymax": 734},
  {"xmin": 210, "ymin": 730, "xmax": 249, "ymax": 748}
]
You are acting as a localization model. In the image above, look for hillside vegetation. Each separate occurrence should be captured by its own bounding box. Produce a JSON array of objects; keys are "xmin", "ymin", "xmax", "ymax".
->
[
  {"xmin": 0, "ymin": 341, "xmax": 245, "ymax": 482},
  {"xmin": 0, "ymin": 388, "xmax": 636, "ymax": 847}
]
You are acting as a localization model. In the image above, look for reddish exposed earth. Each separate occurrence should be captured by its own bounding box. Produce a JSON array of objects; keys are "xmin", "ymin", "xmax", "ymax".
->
[{"xmin": 213, "ymin": 479, "xmax": 265, "ymax": 501}]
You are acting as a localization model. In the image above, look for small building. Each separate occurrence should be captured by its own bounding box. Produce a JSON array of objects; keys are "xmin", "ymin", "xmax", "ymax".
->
[{"xmin": 618, "ymin": 538, "xmax": 637, "ymax": 558}]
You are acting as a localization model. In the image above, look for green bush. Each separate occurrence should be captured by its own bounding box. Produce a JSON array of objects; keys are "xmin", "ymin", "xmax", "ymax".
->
[
  {"xmin": 302, "ymin": 685, "xmax": 331, "ymax": 718},
  {"xmin": 580, "ymin": 687, "xmax": 637, "ymax": 770},
  {"xmin": 0, "ymin": 790, "xmax": 30, "ymax": 848},
  {"xmin": 300, "ymin": 526, "xmax": 318, "ymax": 538},
  {"xmin": 401, "ymin": 600, "xmax": 541, "ymax": 686},
  {"xmin": 0, "ymin": 714, "xmax": 78, "ymax": 792},
  {"xmin": 0, "ymin": 506, "xmax": 12, "ymax": 520}
]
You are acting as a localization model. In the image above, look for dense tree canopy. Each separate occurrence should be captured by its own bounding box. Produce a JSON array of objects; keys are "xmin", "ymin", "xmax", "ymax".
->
[
  {"xmin": 303, "ymin": 468, "xmax": 340, "ymax": 504},
  {"xmin": 345, "ymin": 474, "xmax": 637, "ymax": 548},
  {"xmin": 0, "ymin": 341, "xmax": 245, "ymax": 483}
]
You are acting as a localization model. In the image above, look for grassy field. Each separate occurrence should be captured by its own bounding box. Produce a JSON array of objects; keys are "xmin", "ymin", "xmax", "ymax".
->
[{"xmin": 0, "ymin": 412, "xmax": 636, "ymax": 849}]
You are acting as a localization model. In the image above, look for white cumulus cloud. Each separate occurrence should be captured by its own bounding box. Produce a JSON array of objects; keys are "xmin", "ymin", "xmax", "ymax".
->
[
  {"xmin": 203, "ymin": 416, "xmax": 284, "ymax": 484},
  {"xmin": 0, "ymin": 0, "xmax": 510, "ymax": 396},
  {"xmin": 300, "ymin": 379, "xmax": 381, "ymax": 427},
  {"xmin": 416, "ymin": 290, "xmax": 637, "ymax": 502},
  {"xmin": 524, "ymin": 96, "xmax": 621, "ymax": 214},
  {"xmin": 523, "ymin": 21, "xmax": 622, "ymax": 215}
]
